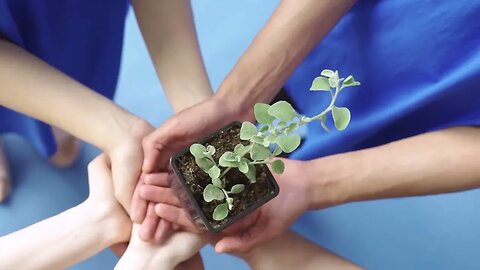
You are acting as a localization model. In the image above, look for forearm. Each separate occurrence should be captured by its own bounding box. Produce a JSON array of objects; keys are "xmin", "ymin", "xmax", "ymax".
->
[
  {"xmin": 307, "ymin": 127, "xmax": 480, "ymax": 209},
  {"xmin": 0, "ymin": 39, "xmax": 142, "ymax": 152},
  {"xmin": 0, "ymin": 201, "xmax": 122, "ymax": 270},
  {"xmin": 133, "ymin": 0, "xmax": 212, "ymax": 112},
  {"xmin": 216, "ymin": 0, "xmax": 356, "ymax": 116},
  {"xmin": 240, "ymin": 231, "xmax": 361, "ymax": 270}
]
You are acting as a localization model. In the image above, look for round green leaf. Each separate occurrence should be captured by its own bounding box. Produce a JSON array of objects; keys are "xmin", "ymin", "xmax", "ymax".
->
[
  {"xmin": 208, "ymin": 166, "xmax": 221, "ymax": 179},
  {"xmin": 267, "ymin": 101, "xmax": 297, "ymax": 122},
  {"xmin": 240, "ymin": 122, "xmax": 258, "ymax": 140},
  {"xmin": 234, "ymin": 144, "xmax": 248, "ymax": 156},
  {"xmin": 245, "ymin": 163, "xmax": 256, "ymax": 183},
  {"xmin": 203, "ymin": 184, "xmax": 225, "ymax": 202},
  {"xmin": 276, "ymin": 134, "xmax": 301, "ymax": 153},
  {"xmin": 250, "ymin": 135, "xmax": 264, "ymax": 144},
  {"xmin": 230, "ymin": 184, "xmax": 245, "ymax": 194},
  {"xmin": 219, "ymin": 152, "xmax": 239, "ymax": 168},
  {"xmin": 213, "ymin": 203, "xmax": 229, "ymax": 221},
  {"xmin": 254, "ymin": 103, "xmax": 275, "ymax": 124},
  {"xmin": 328, "ymin": 73, "xmax": 339, "ymax": 88},
  {"xmin": 271, "ymin": 159, "xmax": 285, "ymax": 174},
  {"xmin": 205, "ymin": 145, "xmax": 216, "ymax": 156},
  {"xmin": 259, "ymin": 125, "xmax": 269, "ymax": 133},
  {"xmin": 320, "ymin": 69, "xmax": 336, "ymax": 78},
  {"xmin": 273, "ymin": 146, "xmax": 282, "ymax": 156},
  {"xmin": 250, "ymin": 143, "xmax": 272, "ymax": 161},
  {"xmin": 238, "ymin": 161, "xmax": 249, "ymax": 173},
  {"xmin": 310, "ymin": 76, "xmax": 330, "ymax": 91},
  {"xmin": 212, "ymin": 178, "xmax": 223, "ymax": 188},
  {"xmin": 195, "ymin": 157, "xmax": 215, "ymax": 172},
  {"xmin": 319, "ymin": 114, "xmax": 330, "ymax": 132},
  {"xmin": 332, "ymin": 106, "xmax": 351, "ymax": 131},
  {"xmin": 190, "ymin": 144, "xmax": 206, "ymax": 158}
]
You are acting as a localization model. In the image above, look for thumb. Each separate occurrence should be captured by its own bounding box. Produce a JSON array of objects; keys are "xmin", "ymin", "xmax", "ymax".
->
[{"xmin": 214, "ymin": 225, "xmax": 268, "ymax": 254}]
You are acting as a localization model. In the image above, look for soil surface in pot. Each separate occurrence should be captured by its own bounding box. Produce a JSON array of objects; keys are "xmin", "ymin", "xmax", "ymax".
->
[{"xmin": 174, "ymin": 125, "xmax": 275, "ymax": 229}]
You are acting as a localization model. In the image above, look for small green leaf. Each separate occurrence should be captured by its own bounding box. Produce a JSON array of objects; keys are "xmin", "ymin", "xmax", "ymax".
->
[
  {"xmin": 319, "ymin": 114, "xmax": 330, "ymax": 132},
  {"xmin": 284, "ymin": 122, "xmax": 299, "ymax": 134},
  {"xmin": 266, "ymin": 133, "xmax": 278, "ymax": 143},
  {"xmin": 240, "ymin": 122, "xmax": 258, "ymax": 140},
  {"xmin": 321, "ymin": 69, "xmax": 336, "ymax": 78},
  {"xmin": 205, "ymin": 145, "xmax": 216, "ymax": 156},
  {"xmin": 245, "ymin": 163, "xmax": 256, "ymax": 183},
  {"xmin": 328, "ymin": 71, "xmax": 340, "ymax": 88},
  {"xmin": 341, "ymin": 75, "xmax": 361, "ymax": 89},
  {"xmin": 195, "ymin": 157, "xmax": 215, "ymax": 172},
  {"xmin": 267, "ymin": 101, "xmax": 297, "ymax": 122},
  {"xmin": 271, "ymin": 159, "xmax": 285, "ymax": 174},
  {"xmin": 238, "ymin": 161, "xmax": 249, "ymax": 173},
  {"xmin": 203, "ymin": 184, "xmax": 225, "ymax": 202},
  {"xmin": 230, "ymin": 184, "xmax": 245, "ymax": 194},
  {"xmin": 213, "ymin": 203, "xmax": 229, "ymax": 221},
  {"xmin": 212, "ymin": 178, "xmax": 223, "ymax": 188},
  {"xmin": 219, "ymin": 152, "xmax": 239, "ymax": 168},
  {"xmin": 234, "ymin": 144, "xmax": 248, "ymax": 156},
  {"xmin": 208, "ymin": 166, "xmax": 221, "ymax": 179},
  {"xmin": 273, "ymin": 146, "xmax": 282, "ymax": 156},
  {"xmin": 332, "ymin": 106, "xmax": 351, "ymax": 131},
  {"xmin": 310, "ymin": 76, "xmax": 331, "ymax": 91},
  {"xmin": 276, "ymin": 134, "xmax": 301, "ymax": 153},
  {"xmin": 250, "ymin": 135, "xmax": 264, "ymax": 144},
  {"xmin": 259, "ymin": 125, "xmax": 269, "ymax": 133},
  {"xmin": 254, "ymin": 103, "xmax": 275, "ymax": 124},
  {"xmin": 250, "ymin": 143, "xmax": 272, "ymax": 161},
  {"xmin": 190, "ymin": 144, "xmax": 206, "ymax": 158}
]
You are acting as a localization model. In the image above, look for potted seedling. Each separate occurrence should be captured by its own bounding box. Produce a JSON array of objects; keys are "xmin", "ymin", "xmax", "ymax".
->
[{"xmin": 169, "ymin": 69, "xmax": 360, "ymax": 232}]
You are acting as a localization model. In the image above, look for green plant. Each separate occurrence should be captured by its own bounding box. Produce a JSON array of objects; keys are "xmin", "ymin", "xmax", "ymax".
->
[{"xmin": 190, "ymin": 69, "xmax": 360, "ymax": 221}]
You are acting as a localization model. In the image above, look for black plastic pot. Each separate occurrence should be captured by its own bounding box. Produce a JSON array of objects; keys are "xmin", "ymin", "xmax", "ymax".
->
[{"xmin": 169, "ymin": 122, "xmax": 280, "ymax": 232}]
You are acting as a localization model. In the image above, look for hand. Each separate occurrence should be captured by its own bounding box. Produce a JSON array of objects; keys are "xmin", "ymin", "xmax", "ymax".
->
[
  {"xmin": 84, "ymin": 155, "xmax": 132, "ymax": 244},
  {"xmin": 108, "ymin": 118, "xmax": 154, "ymax": 215},
  {"xmin": 143, "ymin": 158, "xmax": 312, "ymax": 253},
  {"xmin": 131, "ymin": 96, "xmax": 244, "ymax": 236},
  {"xmin": 115, "ymin": 224, "xmax": 208, "ymax": 270}
]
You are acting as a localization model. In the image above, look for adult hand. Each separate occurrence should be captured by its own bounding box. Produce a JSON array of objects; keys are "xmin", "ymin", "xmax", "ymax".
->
[
  {"xmin": 143, "ymin": 158, "xmax": 312, "ymax": 253},
  {"xmin": 131, "ymin": 96, "xmax": 246, "ymax": 225}
]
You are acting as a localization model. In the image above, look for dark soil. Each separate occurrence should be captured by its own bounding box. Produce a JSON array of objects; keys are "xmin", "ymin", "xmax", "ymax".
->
[{"xmin": 174, "ymin": 125, "xmax": 275, "ymax": 229}]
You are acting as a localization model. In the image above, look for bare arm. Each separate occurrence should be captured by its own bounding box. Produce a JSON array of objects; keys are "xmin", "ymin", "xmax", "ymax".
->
[
  {"xmin": 0, "ymin": 39, "xmax": 144, "ymax": 153},
  {"xmin": 308, "ymin": 127, "xmax": 480, "ymax": 209},
  {"xmin": 238, "ymin": 231, "xmax": 361, "ymax": 270},
  {"xmin": 216, "ymin": 0, "xmax": 356, "ymax": 117},
  {"xmin": 0, "ymin": 156, "xmax": 130, "ymax": 270},
  {"xmin": 132, "ymin": 0, "xmax": 213, "ymax": 112}
]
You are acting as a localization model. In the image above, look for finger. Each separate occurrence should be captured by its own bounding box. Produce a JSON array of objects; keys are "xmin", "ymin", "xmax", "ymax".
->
[
  {"xmin": 215, "ymin": 225, "xmax": 268, "ymax": 254},
  {"xmin": 154, "ymin": 203, "xmax": 200, "ymax": 232},
  {"xmin": 139, "ymin": 185, "xmax": 182, "ymax": 206},
  {"xmin": 143, "ymin": 172, "xmax": 170, "ymax": 186},
  {"xmin": 131, "ymin": 174, "xmax": 148, "ymax": 223},
  {"xmin": 142, "ymin": 126, "xmax": 172, "ymax": 173},
  {"xmin": 152, "ymin": 219, "xmax": 173, "ymax": 244},
  {"xmin": 139, "ymin": 203, "xmax": 160, "ymax": 242}
]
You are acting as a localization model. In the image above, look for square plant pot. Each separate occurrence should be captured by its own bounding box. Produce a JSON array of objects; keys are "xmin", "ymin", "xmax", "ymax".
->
[{"xmin": 169, "ymin": 122, "xmax": 280, "ymax": 232}]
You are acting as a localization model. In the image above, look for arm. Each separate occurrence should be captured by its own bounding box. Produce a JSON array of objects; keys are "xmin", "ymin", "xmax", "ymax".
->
[
  {"xmin": 0, "ymin": 39, "xmax": 152, "ymax": 212},
  {"xmin": 0, "ymin": 156, "xmax": 131, "ymax": 270},
  {"xmin": 216, "ymin": 0, "xmax": 356, "ymax": 117},
  {"xmin": 307, "ymin": 126, "xmax": 480, "ymax": 209},
  {"xmin": 239, "ymin": 231, "xmax": 361, "ymax": 270},
  {"xmin": 132, "ymin": 0, "xmax": 213, "ymax": 112}
]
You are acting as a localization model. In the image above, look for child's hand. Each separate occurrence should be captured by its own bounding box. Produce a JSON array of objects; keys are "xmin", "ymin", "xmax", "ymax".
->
[
  {"xmin": 115, "ymin": 224, "xmax": 209, "ymax": 270},
  {"xmin": 84, "ymin": 155, "xmax": 132, "ymax": 244}
]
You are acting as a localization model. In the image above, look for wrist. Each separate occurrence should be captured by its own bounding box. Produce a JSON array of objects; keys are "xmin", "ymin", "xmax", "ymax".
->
[
  {"xmin": 81, "ymin": 200, "xmax": 131, "ymax": 245},
  {"xmin": 104, "ymin": 112, "xmax": 152, "ymax": 154},
  {"xmin": 304, "ymin": 152, "xmax": 362, "ymax": 210}
]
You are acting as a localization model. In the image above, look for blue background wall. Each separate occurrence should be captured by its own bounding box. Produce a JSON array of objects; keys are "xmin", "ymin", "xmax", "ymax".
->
[{"xmin": 1, "ymin": 1, "xmax": 480, "ymax": 269}]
